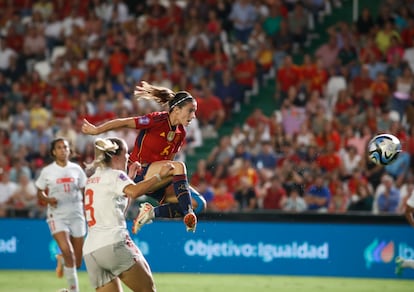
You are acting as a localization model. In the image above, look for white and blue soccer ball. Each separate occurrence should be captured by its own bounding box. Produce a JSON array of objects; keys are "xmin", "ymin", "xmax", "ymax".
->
[{"xmin": 367, "ymin": 134, "xmax": 402, "ymax": 165}]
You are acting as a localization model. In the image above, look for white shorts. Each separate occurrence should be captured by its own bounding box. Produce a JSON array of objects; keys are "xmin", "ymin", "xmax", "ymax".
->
[
  {"xmin": 47, "ymin": 214, "xmax": 87, "ymax": 238},
  {"xmin": 83, "ymin": 236, "xmax": 144, "ymax": 289}
]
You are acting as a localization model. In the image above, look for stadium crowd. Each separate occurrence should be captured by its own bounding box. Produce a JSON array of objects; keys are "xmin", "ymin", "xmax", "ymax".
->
[{"xmin": 0, "ymin": 0, "xmax": 413, "ymax": 219}]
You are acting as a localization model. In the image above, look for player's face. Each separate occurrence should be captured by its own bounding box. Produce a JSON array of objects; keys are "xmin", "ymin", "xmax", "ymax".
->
[
  {"xmin": 176, "ymin": 100, "xmax": 197, "ymax": 126},
  {"xmin": 53, "ymin": 140, "xmax": 70, "ymax": 162}
]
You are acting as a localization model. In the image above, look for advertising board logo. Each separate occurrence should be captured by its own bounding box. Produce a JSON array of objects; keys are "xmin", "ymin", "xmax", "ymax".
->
[
  {"xmin": 0, "ymin": 236, "xmax": 17, "ymax": 253},
  {"xmin": 364, "ymin": 239, "xmax": 394, "ymax": 268}
]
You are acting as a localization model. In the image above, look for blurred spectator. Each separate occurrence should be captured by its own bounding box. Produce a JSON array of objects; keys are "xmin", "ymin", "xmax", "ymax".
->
[
  {"xmin": 229, "ymin": 124, "xmax": 247, "ymax": 148},
  {"xmin": 228, "ymin": 0, "xmax": 257, "ymax": 44},
  {"xmin": 254, "ymin": 140, "xmax": 278, "ymax": 170},
  {"xmin": 209, "ymin": 181, "xmax": 237, "ymax": 212},
  {"xmin": 191, "ymin": 159, "xmax": 214, "ymax": 188},
  {"xmin": 31, "ymin": 121, "xmax": 53, "ymax": 153},
  {"xmin": 55, "ymin": 116, "xmax": 78, "ymax": 151},
  {"xmin": 232, "ymin": 47, "xmax": 257, "ymax": 102},
  {"xmin": 391, "ymin": 66, "xmax": 413, "ymax": 120},
  {"xmin": 340, "ymin": 145, "xmax": 361, "ymax": 179},
  {"xmin": 23, "ymin": 26, "xmax": 46, "ymax": 62},
  {"xmin": 196, "ymin": 81, "xmax": 226, "ymax": 136},
  {"xmin": 8, "ymin": 157, "xmax": 32, "ymax": 183},
  {"xmin": 329, "ymin": 184, "xmax": 349, "ymax": 211},
  {"xmin": 0, "ymin": 171, "xmax": 17, "ymax": 217},
  {"xmin": 214, "ymin": 69, "xmax": 243, "ymax": 118},
  {"xmin": 7, "ymin": 172, "xmax": 37, "ymax": 218},
  {"xmin": 283, "ymin": 187, "xmax": 307, "ymax": 212},
  {"xmin": 207, "ymin": 135, "xmax": 234, "ymax": 168},
  {"xmin": 304, "ymin": 175, "xmax": 331, "ymax": 212},
  {"xmin": 375, "ymin": 174, "xmax": 401, "ymax": 213},
  {"xmin": 10, "ymin": 119, "xmax": 33, "ymax": 153},
  {"xmin": 0, "ymin": 38, "xmax": 17, "ymax": 73},
  {"xmin": 355, "ymin": 7, "xmax": 375, "ymax": 36},
  {"xmin": 287, "ymin": 2, "xmax": 310, "ymax": 51},
  {"xmin": 315, "ymin": 35, "xmax": 339, "ymax": 69},
  {"xmin": 234, "ymin": 175, "xmax": 257, "ymax": 211},
  {"xmin": 275, "ymin": 55, "xmax": 300, "ymax": 100},
  {"xmin": 260, "ymin": 175, "xmax": 287, "ymax": 210},
  {"xmin": 348, "ymin": 181, "xmax": 374, "ymax": 212},
  {"xmin": 375, "ymin": 20, "xmax": 401, "ymax": 53}
]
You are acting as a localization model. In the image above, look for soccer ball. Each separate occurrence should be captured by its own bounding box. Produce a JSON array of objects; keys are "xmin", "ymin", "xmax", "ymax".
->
[{"xmin": 367, "ymin": 134, "xmax": 402, "ymax": 165}]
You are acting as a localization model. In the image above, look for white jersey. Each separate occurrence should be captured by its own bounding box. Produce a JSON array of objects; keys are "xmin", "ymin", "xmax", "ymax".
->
[
  {"xmin": 35, "ymin": 161, "xmax": 87, "ymax": 219},
  {"xmin": 83, "ymin": 167, "xmax": 134, "ymax": 255}
]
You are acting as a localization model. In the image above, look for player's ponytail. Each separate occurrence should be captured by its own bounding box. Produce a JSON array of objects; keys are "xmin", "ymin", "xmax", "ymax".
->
[
  {"xmin": 85, "ymin": 138, "xmax": 124, "ymax": 171},
  {"xmin": 134, "ymin": 81, "xmax": 175, "ymax": 105}
]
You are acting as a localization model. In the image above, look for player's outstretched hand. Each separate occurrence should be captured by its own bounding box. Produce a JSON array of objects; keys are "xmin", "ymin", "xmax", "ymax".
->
[
  {"xmin": 81, "ymin": 119, "xmax": 98, "ymax": 135},
  {"xmin": 159, "ymin": 162, "xmax": 175, "ymax": 179}
]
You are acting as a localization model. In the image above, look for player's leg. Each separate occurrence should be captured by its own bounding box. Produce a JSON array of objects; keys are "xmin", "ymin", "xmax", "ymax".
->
[
  {"xmin": 84, "ymin": 250, "xmax": 123, "ymax": 292},
  {"xmin": 69, "ymin": 216, "xmax": 86, "ymax": 269},
  {"xmin": 53, "ymin": 231, "xmax": 79, "ymax": 292},
  {"xmin": 140, "ymin": 160, "xmax": 198, "ymax": 231},
  {"xmin": 119, "ymin": 261, "xmax": 155, "ymax": 292},
  {"xmin": 70, "ymin": 236, "xmax": 84, "ymax": 268},
  {"xmin": 95, "ymin": 278, "xmax": 123, "ymax": 292},
  {"xmin": 116, "ymin": 236, "xmax": 155, "ymax": 292}
]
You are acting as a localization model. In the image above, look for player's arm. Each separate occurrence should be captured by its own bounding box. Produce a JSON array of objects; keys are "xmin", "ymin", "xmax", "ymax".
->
[
  {"xmin": 405, "ymin": 204, "xmax": 414, "ymax": 228},
  {"xmin": 81, "ymin": 117, "xmax": 136, "ymax": 135},
  {"xmin": 36, "ymin": 189, "xmax": 57, "ymax": 208},
  {"xmin": 124, "ymin": 163, "xmax": 174, "ymax": 199}
]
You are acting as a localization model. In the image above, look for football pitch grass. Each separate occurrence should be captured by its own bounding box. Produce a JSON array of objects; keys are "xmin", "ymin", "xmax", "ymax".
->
[{"xmin": 0, "ymin": 271, "xmax": 412, "ymax": 292}]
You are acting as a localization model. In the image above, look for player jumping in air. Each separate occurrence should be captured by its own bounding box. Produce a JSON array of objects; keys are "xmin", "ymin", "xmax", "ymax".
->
[{"xmin": 81, "ymin": 81, "xmax": 206, "ymax": 233}]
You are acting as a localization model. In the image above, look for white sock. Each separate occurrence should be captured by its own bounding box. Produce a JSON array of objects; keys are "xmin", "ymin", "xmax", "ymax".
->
[
  {"xmin": 402, "ymin": 259, "xmax": 414, "ymax": 269},
  {"xmin": 64, "ymin": 266, "xmax": 79, "ymax": 292}
]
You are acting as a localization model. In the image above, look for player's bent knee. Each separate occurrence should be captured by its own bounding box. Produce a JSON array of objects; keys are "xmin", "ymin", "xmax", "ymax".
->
[{"xmin": 171, "ymin": 161, "xmax": 187, "ymax": 172}]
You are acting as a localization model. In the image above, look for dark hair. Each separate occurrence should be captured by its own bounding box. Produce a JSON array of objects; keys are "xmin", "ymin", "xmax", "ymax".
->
[
  {"xmin": 168, "ymin": 91, "xmax": 194, "ymax": 112},
  {"xmin": 50, "ymin": 138, "xmax": 69, "ymax": 158}
]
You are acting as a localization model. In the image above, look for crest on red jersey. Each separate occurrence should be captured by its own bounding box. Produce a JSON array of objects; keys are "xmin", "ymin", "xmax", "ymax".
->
[{"xmin": 167, "ymin": 131, "xmax": 175, "ymax": 142}]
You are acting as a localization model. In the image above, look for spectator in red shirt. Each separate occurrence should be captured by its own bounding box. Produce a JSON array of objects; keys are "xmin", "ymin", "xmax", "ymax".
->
[
  {"xmin": 50, "ymin": 92, "xmax": 73, "ymax": 122},
  {"xmin": 316, "ymin": 142, "xmax": 342, "ymax": 173},
  {"xmin": 196, "ymin": 81, "xmax": 226, "ymax": 132},
  {"xmin": 261, "ymin": 176, "xmax": 287, "ymax": 210},
  {"xmin": 276, "ymin": 55, "xmax": 300, "ymax": 100},
  {"xmin": 233, "ymin": 48, "xmax": 257, "ymax": 102},
  {"xmin": 108, "ymin": 44, "xmax": 128, "ymax": 79}
]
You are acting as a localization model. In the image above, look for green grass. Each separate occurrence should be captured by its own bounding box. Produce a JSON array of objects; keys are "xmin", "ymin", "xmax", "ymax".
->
[{"xmin": 0, "ymin": 271, "xmax": 412, "ymax": 292}]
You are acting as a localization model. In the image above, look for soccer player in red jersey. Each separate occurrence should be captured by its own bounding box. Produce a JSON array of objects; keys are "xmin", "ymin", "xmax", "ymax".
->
[{"xmin": 81, "ymin": 81, "xmax": 206, "ymax": 233}]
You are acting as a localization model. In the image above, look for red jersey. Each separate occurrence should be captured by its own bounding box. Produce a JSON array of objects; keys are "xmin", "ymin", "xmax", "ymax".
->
[{"xmin": 130, "ymin": 112, "xmax": 186, "ymax": 164}]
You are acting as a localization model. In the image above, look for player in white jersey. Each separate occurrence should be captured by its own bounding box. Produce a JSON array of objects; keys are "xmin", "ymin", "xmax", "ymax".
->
[
  {"xmin": 395, "ymin": 190, "xmax": 414, "ymax": 275},
  {"xmin": 35, "ymin": 138, "xmax": 87, "ymax": 292},
  {"xmin": 83, "ymin": 137, "xmax": 173, "ymax": 291}
]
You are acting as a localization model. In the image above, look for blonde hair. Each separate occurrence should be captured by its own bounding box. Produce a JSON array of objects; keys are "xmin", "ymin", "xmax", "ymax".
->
[{"xmin": 85, "ymin": 138, "xmax": 124, "ymax": 171}]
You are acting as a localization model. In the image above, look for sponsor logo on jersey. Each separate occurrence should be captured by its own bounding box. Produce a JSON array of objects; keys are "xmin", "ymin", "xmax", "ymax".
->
[{"xmin": 119, "ymin": 173, "xmax": 128, "ymax": 181}]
